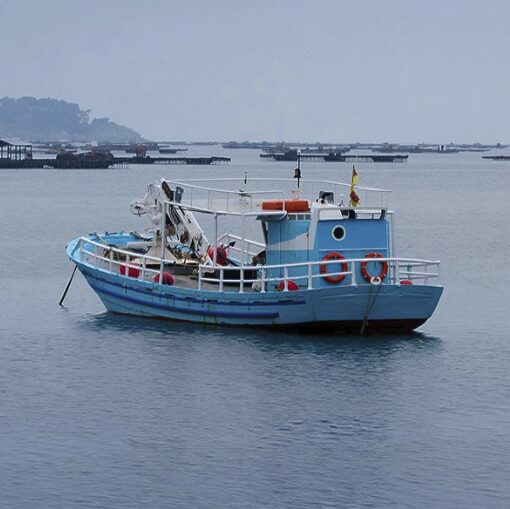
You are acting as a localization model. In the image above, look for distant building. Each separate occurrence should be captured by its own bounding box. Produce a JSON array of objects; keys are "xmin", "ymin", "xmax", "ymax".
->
[{"xmin": 0, "ymin": 139, "xmax": 32, "ymax": 160}]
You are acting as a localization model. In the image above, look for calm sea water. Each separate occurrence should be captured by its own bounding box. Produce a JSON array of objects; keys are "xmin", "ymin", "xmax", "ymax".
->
[{"xmin": 0, "ymin": 147, "xmax": 509, "ymax": 508}]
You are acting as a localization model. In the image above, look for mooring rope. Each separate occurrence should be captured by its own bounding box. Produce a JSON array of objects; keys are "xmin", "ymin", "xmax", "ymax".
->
[{"xmin": 360, "ymin": 282, "xmax": 383, "ymax": 335}]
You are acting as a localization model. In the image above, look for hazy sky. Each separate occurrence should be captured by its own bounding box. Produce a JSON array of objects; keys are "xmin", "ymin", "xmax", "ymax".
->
[{"xmin": 1, "ymin": 0, "xmax": 508, "ymax": 143}]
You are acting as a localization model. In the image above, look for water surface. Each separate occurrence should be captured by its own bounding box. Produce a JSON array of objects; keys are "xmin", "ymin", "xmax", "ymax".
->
[{"xmin": 0, "ymin": 148, "xmax": 508, "ymax": 508}]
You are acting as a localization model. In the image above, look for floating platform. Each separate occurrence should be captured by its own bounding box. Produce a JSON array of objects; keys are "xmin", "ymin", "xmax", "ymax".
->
[
  {"xmin": 0, "ymin": 150, "xmax": 113, "ymax": 169},
  {"xmin": 0, "ymin": 146, "xmax": 230, "ymax": 169},
  {"xmin": 114, "ymin": 156, "xmax": 231, "ymax": 165},
  {"xmin": 482, "ymin": 155, "xmax": 510, "ymax": 161},
  {"xmin": 158, "ymin": 148, "xmax": 188, "ymax": 154},
  {"xmin": 261, "ymin": 151, "xmax": 408, "ymax": 163}
]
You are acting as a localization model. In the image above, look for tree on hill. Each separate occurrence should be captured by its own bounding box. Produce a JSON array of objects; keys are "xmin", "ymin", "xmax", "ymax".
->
[{"xmin": 0, "ymin": 96, "xmax": 144, "ymax": 143}]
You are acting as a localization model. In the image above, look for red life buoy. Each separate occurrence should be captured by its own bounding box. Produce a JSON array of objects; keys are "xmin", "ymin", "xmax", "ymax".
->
[
  {"xmin": 154, "ymin": 272, "xmax": 174, "ymax": 285},
  {"xmin": 360, "ymin": 252, "xmax": 388, "ymax": 283},
  {"xmin": 120, "ymin": 263, "xmax": 140, "ymax": 278},
  {"xmin": 320, "ymin": 252, "xmax": 348, "ymax": 284},
  {"xmin": 276, "ymin": 280, "xmax": 299, "ymax": 291},
  {"xmin": 208, "ymin": 245, "xmax": 228, "ymax": 266}
]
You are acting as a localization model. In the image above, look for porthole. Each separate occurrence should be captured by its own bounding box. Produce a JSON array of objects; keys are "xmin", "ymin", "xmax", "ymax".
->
[{"xmin": 332, "ymin": 225, "xmax": 346, "ymax": 241}]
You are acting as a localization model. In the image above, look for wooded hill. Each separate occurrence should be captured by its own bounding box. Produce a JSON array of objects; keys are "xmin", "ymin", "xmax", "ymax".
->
[{"xmin": 0, "ymin": 97, "xmax": 144, "ymax": 143}]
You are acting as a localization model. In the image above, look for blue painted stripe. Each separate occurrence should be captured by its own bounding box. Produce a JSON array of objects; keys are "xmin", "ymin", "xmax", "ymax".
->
[
  {"xmin": 89, "ymin": 281, "xmax": 280, "ymax": 319},
  {"xmin": 80, "ymin": 265, "xmax": 305, "ymax": 307}
]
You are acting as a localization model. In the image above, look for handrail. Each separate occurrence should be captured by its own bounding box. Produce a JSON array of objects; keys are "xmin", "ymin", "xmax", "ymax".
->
[
  {"xmin": 80, "ymin": 237, "xmax": 167, "ymax": 265},
  {"xmin": 197, "ymin": 256, "xmax": 440, "ymax": 293},
  {"xmin": 78, "ymin": 237, "xmax": 440, "ymax": 272},
  {"xmin": 217, "ymin": 233, "xmax": 265, "ymax": 259},
  {"xmin": 166, "ymin": 180, "xmax": 285, "ymax": 209},
  {"xmin": 76, "ymin": 236, "xmax": 440, "ymax": 292},
  {"xmin": 218, "ymin": 233, "xmax": 265, "ymax": 248},
  {"xmin": 200, "ymin": 256, "xmax": 440, "ymax": 271},
  {"xmin": 163, "ymin": 177, "xmax": 391, "ymax": 214},
  {"xmin": 168, "ymin": 177, "xmax": 392, "ymax": 194},
  {"xmin": 78, "ymin": 237, "xmax": 182, "ymax": 285},
  {"xmin": 169, "ymin": 181, "xmax": 284, "ymax": 197}
]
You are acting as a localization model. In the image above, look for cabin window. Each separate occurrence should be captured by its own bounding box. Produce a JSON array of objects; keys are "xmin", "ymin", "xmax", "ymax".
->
[{"xmin": 332, "ymin": 225, "xmax": 346, "ymax": 241}]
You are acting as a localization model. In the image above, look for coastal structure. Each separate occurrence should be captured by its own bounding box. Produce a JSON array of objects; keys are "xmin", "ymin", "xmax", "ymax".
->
[
  {"xmin": 0, "ymin": 140, "xmax": 230, "ymax": 168},
  {"xmin": 261, "ymin": 150, "xmax": 408, "ymax": 163},
  {"xmin": 0, "ymin": 139, "xmax": 33, "ymax": 167},
  {"xmin": 482, "ymin": 155, "xmax": 510, "ymax": 161}
]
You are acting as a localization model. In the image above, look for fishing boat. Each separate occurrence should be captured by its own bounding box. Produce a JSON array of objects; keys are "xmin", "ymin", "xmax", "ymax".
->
[{"xmin": 65, "ymin": 168, "xmax": 443, "ymax": 333}]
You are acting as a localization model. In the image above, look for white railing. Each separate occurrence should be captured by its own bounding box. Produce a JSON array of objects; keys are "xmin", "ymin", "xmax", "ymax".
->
[
  {"xmin": 75, "ymin": 237, "xmax": 440, "ymax": 293},
  {"xmin": 197, "ymin": 257, "xmax": 440, "ymax": 293},
  {"xmin": 164, "ymin": 180, "xmax": 285, "ymax": 215},
  {"xmin": 164, "ymin": 177, "xmax": 391, "ymax": 214},
  {"xmin": 77, "ymin": 237, "xmax": 171, "ymax": 283},
  {"xmin": 216, "ymin": 233, "xmax": 265, "ymax": 259}
]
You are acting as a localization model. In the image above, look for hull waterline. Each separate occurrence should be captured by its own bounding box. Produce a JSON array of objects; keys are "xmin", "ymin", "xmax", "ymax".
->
[{"xmin": 76, "ymin": 261, "xmax": 443, "ymax": 333}]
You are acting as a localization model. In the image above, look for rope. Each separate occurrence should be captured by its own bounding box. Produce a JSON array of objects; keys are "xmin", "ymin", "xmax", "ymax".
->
[{"xmin": 360, "ymin": 282, "xmax": 383, "ymax": 335}]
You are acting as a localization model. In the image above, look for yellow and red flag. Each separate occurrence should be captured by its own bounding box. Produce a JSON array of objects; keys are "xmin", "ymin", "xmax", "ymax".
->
[{"xmin": 349, "ymin": 165, "xmax": 360, "ymax": 208}]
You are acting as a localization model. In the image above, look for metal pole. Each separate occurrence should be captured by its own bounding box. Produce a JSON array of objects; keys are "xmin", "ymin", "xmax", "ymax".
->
[
  {"xmin": 213, "ymin": 213, "xmax": 218, "ymax": 266},
  {"xmin": 241, "ymin": 212, "xmax": 246, "ymax": 265},
  {"xmin": 159, "ymin": 201, "xmax": 166, "ymax": 282},
  {"xmin": 351, "ymin": 261, "xmax": 357, "ymax": 286},
  {"xmin": 142, "ymin": 257, "xmax": 147, "ymax": 281}
]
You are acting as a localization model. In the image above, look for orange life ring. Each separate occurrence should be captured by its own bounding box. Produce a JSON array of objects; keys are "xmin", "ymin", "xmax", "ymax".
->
[
  {"xmin": 360, "ymin": 252, "xmax": 388, "ymax": 283},
  {"xmin": 320, "ymin": 252, "xmax": 348, "ymax": 284}
]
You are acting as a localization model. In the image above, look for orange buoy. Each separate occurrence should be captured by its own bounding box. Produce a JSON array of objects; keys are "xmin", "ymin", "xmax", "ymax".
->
[
  {"xmin": 261, "ymin": 199, "xmax": 310, "ymax": 212},
  {"xmin": 261, "ymin": 200, "xmax": 283, "ymax": 211},
  {"xmin": 284, "ymin": 199, "xmax": 310, "ymax": 212}
]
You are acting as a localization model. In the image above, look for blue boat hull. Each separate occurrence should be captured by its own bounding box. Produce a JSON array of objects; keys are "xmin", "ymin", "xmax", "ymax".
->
[{"xmin": 75, "ymin": 261, "xmax": 443, "ymax": 332}]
